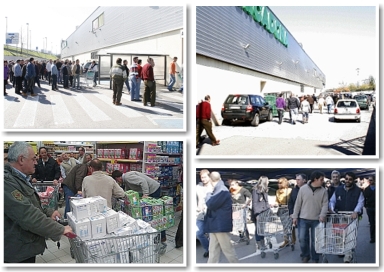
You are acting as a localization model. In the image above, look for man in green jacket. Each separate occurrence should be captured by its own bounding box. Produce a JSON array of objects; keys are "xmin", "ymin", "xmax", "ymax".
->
[{"xmin": 4, "ymin": 141, "xmax": 73, "ymax": 263}]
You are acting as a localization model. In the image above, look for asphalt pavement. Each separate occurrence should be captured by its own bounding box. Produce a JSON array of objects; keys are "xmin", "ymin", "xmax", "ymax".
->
[
  {"xmin": 197, "ymin": 105, "xmax": 375, "ymax": 156},
  {"xmin": 4, "ymin": 78, "xmax": 184, "ymax": 130},
  {"xmin": 196, "ymin": 208, "xmax": 376, "ymax": 265}
]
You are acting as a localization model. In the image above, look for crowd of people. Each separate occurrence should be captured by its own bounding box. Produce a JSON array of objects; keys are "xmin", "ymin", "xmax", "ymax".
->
[
  {"xmin": 4, "ymin": 141, "xmax": 171, "ymax": 263},
  {"xmin": 196, "ymin": 169, "xmax": 376, "ymax": 264}
]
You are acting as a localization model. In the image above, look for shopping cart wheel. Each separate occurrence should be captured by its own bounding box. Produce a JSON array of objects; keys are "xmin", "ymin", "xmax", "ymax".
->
[
  {"xmin": 274, "ymin": 253, "xmax": 279, "ymax": 260},
  {"xmin": 291, "ymin": 244, "xmax": 294, "ymax": 251},
  {"xmin": 268, "ymin": 242, "xmax": 272, "ymax": 249},
  {"xmin": 261, "ymin": 251, "xmax": 266, "ymax": 258}
]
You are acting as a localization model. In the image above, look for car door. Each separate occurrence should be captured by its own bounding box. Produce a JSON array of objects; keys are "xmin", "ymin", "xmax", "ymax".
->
[{"xmin": 257, "ymin": 96, "xmax": 269, "ymax": 118}]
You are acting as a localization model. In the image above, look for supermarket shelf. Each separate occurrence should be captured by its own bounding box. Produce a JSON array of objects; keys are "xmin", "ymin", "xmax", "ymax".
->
[
  {"xmin": 54, "ymin": 150, "xmax": 94, "ymax": 153},
  {"xmin": 144, "ymin": 162, "xmax": 181, "ymax": 166},
  {"xmin": 145, "ymin": 151, "xmax": 183, "ymax": 156},
  {"xmin": 97, "ymin": 141, "xmax": 143, "ymax": 144},
  {"xmin": 98, "ymin": 158, "xmax": 142, "ymax": 163},
  {"xmin": 48, "ymin": 142, "xmax": 94, "ymax": 146}
]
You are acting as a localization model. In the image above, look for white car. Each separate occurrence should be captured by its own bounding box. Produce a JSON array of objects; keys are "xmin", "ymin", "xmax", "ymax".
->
[{"xmin": 334, "ymin": 99, "xmax": 361, "ymax": 123}]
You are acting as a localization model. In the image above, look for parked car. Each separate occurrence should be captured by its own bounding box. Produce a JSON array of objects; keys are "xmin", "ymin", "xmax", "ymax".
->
[
  {"xmin": 353, "ymin": 95, "xmax": 369, "ymax": 110},
  {"xmin": 221, "ymin": 94, "xmax": 272, "ymax": 127},
  {"xmin": 82, "ymin": 61, "xmax": 96, "ymax": 73},
  {"xmin": 334, "ymin": 99, "xmax": 361, "ymax": 123}
]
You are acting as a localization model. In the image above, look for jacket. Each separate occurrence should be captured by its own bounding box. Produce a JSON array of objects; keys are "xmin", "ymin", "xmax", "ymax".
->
[
  {"xmin": 82, "ymin": 171, "xmax": 125, "ymax": 208},
  {"xmin": 329, "ymin": 184, "xmax": 364, "ymax": 213},
  {"xmin": 61, "ymin": 163, "xmax": 89, "ymax": 194},
  {"xmin": 204, "ymin": 180, "xmax": 232, "ymax": 233},
  {"xmin": 123, "ymin": 171, "xmax": 160, "ymax": 195},
  {"xmin": 363, "ymin": 186, "xmax": 375, "ymax": 209},
  {"xmin": 292, "ymin": 181, "xmax": 328, "ymax": 220},
  {"xmin": 288, "ymin": 185, "xmax": 300, "ymax": 215},
  {"xmin": 275, "ymin": 187, "xmax": 292, "ymax": 205},
  {"xmin": 288, "ymin": 96, "xmax": 300, "ymax": 109},
  {"xmin": 251, "ymin": 189, "xmax": 269, "ymax": 217},
  {"xmin": 4, "ymin": 163, "xmax": 64, "ymax": 263},
  {"xmin": 32, "ymin": 157, "xmax": 61, "ymax": 181},
  {"xmin": 72, "ymin": 64, "xmax": 82, "ymax": 75},
  {"xmin": 110, "ymin": 63, "xmax": 127, "ymax": 82},
  {"xmin": 60, "ymin": 158, "xmax": 78, "ymax": 179},
  {"xmin": 25, "ymin": 62, "xmax": 36, "ymax": 79}
]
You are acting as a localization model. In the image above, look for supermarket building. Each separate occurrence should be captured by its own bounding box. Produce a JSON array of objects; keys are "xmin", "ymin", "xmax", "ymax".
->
[
  {"xmin": 196, "ymin": 6, "xmax": 326, "ymax": 117},
  {"xmin": 61, "ymin": 6, "xmax": 184, "ymax": 87}
]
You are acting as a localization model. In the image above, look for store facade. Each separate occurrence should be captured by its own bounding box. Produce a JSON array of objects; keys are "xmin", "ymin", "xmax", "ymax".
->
[
  {"xmin": 61, "ymin": 6, "xmax": 184, "ymax": 86},
  {"xmin": 196, "ymin": 6, "xmax": 326, "ymax": 118}
]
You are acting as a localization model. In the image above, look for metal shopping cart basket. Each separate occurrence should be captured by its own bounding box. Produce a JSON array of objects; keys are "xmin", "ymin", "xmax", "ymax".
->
[
  {"xmin": 67, "ymin": 230, "xmax": 162, "ymax": 263},
  {"xmin": 256, "ymin": 206, "xmax": 294, "ymax": 259},
  {"xmin": 33, "ymin": 182, "xmax": 60, "ymax": 210},
  {"xmin": 315, "ymin": 212, "xmax": 359, "ymax": 263},
  {"xmin": 82, "ymin": 70, "xmax": 95, "ymax": 87},
  {"xmin": 232, "ymin": 204, "xmax": 250, "ymax": 245}
]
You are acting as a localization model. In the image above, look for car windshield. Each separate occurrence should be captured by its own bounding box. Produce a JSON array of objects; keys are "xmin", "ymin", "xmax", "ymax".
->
[
  {"xmin": 355, "ymin": 96, "xmax": 367, "ymax": 101},
  {"xmin": 337, "ymin": 101, "xmax": 357, "ymax": 108},
  {"xmin": 226, "ymin": 95, "xmax": 248, "ymax": 104}
]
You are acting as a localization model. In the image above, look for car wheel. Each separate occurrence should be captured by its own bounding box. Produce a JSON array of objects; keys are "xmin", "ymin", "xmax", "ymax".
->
[
  {"xmin": 251, "ymin": 113, "xmax": 260, "ymax": 127},
  {"xmin": 267, "ymin": 111, "xmax": 273, "ymax": 121},
  {"xmin": 222, "ymin": 119, "xmax": 231, "ymax": 126}
]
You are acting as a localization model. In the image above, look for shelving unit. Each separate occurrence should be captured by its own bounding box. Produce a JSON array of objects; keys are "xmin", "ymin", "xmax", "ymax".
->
[
  {"xmin": 41, "ymin": 141, "xmax": 95, "ymax": 158},
  {"xmin": 95, "ymin": 141, "xmax": 183, "ymax": 210},
  {"xmin": 4, "ymin": 141, "xmax": 39, "ymax": 160}
]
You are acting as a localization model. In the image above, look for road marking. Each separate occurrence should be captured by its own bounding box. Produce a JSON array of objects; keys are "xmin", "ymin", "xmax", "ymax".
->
[
  {"xmin": 50, "ymin": 95, "xmax": 74, "ymax": 125},
  {"xmin": 159, "ymin": 92, "xmax": 184, "ymax": 102},
  {"xmin": 73, "ymin": 94, "xmax": 111, "ymax": 121},
  {"xmin": 13, "ymin": 95, "xmax": 39, "ymax": 127},
  {"xmin": 94, "ymin": 94, "xmax": 143, "ymax": 118}
]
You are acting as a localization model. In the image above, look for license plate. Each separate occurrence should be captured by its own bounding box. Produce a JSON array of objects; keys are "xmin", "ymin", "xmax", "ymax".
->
[{"xmin": 230, "ymin": 106, "xmax": 240, "ymax": 109}]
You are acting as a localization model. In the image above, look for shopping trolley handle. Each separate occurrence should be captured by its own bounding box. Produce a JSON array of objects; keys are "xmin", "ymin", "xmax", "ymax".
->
[{"xmin": 64, "ymin": 232, "xmax": 77, "ymax": 239}]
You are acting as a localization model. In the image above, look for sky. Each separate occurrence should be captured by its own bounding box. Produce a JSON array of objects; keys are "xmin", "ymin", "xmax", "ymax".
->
[
  {"xmin": 3, "ymin": 6, "xmax": 98, "ymax": 55},
  {"xmin": 269, "ymin": 6, "xmax": 377, "ymax": 89}
]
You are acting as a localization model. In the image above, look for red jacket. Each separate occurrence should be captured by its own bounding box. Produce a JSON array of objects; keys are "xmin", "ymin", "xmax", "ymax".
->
[
  {"xmin": 141, "ymin": 63, "xmax": 154, "ymax": 81},
  {"xmin": 196, "ymin": 101, "xmax": 211, "ymax": 119}
]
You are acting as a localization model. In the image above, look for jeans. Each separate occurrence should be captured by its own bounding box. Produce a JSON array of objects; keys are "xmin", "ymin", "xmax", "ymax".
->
[
  {"xmin": 52, "ymin": 74, "xmax": 57, "ymax": 90},
  {"xmin": 168, "ymin": 74, "xmax": 176, "ymax": 90},
  {"xmin": 253, "ymin": 213, "xmax": 264, "ymax": 241},
  {"xmin": 327, "ymin": 104, "xmax": 332, "ymax": 114},
  {"xmin": 130, "ymin": 75, "xmax": 137, "ymax": 100},
  {"xmin": 58, "ymin": 69, "xmax": 62, "ymax": 83},
  {"xmin": 93, "ymin": 71, "xmax": 98, "ymax": 85},
  {"xmin": 290, "ymin": 108, "xmax": 298, "ymax": 123},
  {"xmin": 63, "ymin": 75, "xmax": 69, "ymax": 88},
  {"xmin": 277, "ymin": 109, "xmax": 284, "ymax": 124},
  {"xmin": 135, "ymin": 78, "xmax": 141, "ymax": 100},
  {"xmin": 48, "ymin": 71, "xmax": 52, "ymax": 85},
  {"xmin": 73, "ymin": 74, "xmax": 80, "ymax": 88},
  {"xmin": 302, "ymin": 111, "xmax": 309, "ymax": 121},
  {"xmin": 298, "ymin": 219, "xmax": 320, "ymax": 261},
  {"xmin": 62, "ymin": 184, "xmax": 75, "ymax": 219},
  {"xmin": 124, "ymin": 78, "xmax": 130, "ymax": 92},
  {"xmin": 196, "ymin": 219, "xmax": 209, "ymax": 251}
]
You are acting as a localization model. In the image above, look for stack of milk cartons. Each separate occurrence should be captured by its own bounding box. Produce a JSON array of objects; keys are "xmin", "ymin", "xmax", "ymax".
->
[{"xmin": 67, "ymin": 196, "xmax": 120, "ymax": 263}]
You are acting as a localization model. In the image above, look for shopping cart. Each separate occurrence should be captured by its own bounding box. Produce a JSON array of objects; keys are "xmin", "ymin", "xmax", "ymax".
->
[
  {"xmin": 315, "ymin": 212, "xmax": 359, "ymax": 263},
  {"xmin": 232, "ymin": 204, "xmax": 250, "ymax": 245},
  {"xmin": 81, "ymin": 70, "xmax": 94, "ymax": 87},
  {"xmin": 256, "ymin": 206, "xmax": 294, "ymax": 259},
  {"xmin": 66, "ymin": 231, "xmax": 162, "ymax": 263},
  {"xmin": 33, "ymin": 182, "xmax": 60, "ymax": 210}
]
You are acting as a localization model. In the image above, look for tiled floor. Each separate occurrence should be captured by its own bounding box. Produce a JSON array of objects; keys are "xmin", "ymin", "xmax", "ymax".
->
[{"xmin": 36, "ymin": 207, "xmax": 183, "ymax": 264}]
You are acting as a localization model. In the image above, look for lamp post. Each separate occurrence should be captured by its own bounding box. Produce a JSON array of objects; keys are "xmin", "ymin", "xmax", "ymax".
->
[
  {"xmin": 26, "ymin": 23, "xmax": 29, "ymax": 51},
  {"xmin": 5, "ymin": 17, "xmax": 7, "ymax": 44}
]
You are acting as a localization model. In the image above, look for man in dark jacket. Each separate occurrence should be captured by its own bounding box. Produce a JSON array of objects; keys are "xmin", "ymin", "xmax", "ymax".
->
[
  {"xmin": 329, "ymin": 171, "xmax": 364, "ymax": 263},
  {"xmin": 288, "ymin": 173, "xmax": 307, "ymax": 244},
  {"xmin": 287, "ymin": 94, "xmax": 300, "ymax": 125},
  {"xmin": 204, "ymin": 171, "xmax": 238, "ymax": 263},
  {"xmin": 61, "ymin": 160, "xmax": 90, "ymax": 218},
  {"xmin": 363, "ymin": 176, "xmax": 375, "ymax": 243},
  {"xmin": 31, "ymin": 147, "xmax": 61, "ymax": 183},
  {"xmin": 4, "ymin": 141, "xmax": 72, "ymax": 263}
]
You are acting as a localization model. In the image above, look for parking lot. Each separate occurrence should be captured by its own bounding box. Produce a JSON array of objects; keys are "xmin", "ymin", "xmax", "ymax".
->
[{"xmin": 197, "ymin": 104, "xmax": 376, "ymax": 156}]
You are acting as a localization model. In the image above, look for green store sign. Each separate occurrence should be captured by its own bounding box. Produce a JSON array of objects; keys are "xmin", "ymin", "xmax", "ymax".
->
[{"xmin": 242, "ymin": 6, "xmax": 288, "ymax": 47}]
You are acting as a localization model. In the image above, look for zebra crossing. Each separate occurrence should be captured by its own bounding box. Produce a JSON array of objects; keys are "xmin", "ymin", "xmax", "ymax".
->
[{"xmin": 4, "ymin": 86, "xmax": 184, "ymax": 130}]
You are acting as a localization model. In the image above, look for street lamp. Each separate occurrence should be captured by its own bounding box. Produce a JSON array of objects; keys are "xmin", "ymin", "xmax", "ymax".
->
[
  {"xmin": 5, "ymin": 17, "xmax": 7, "ymax": 44},
  {"xmin": 26, "ymin": 23, "xmax": 29, "ymax": 51}
]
